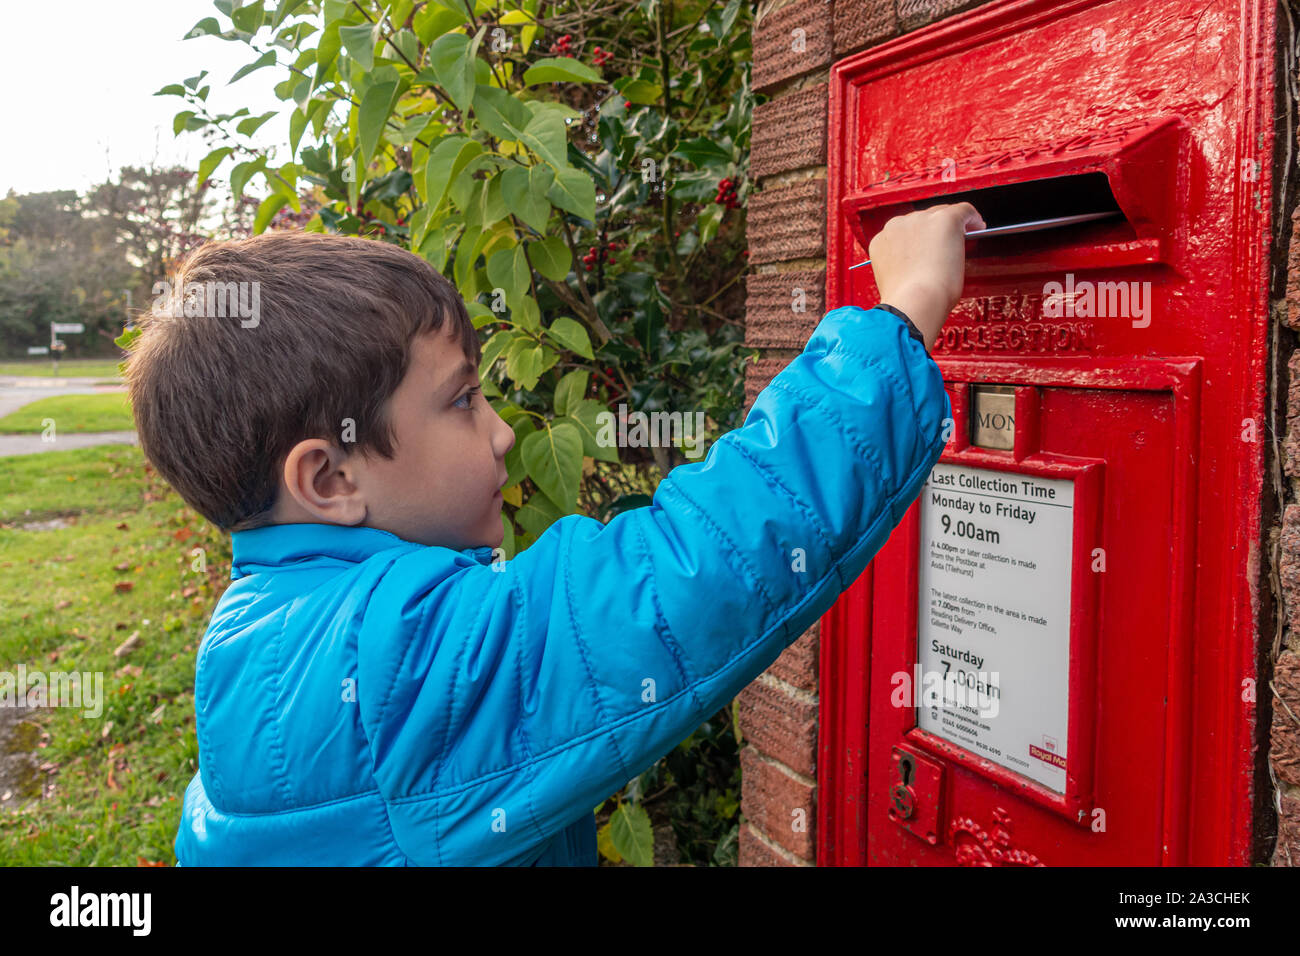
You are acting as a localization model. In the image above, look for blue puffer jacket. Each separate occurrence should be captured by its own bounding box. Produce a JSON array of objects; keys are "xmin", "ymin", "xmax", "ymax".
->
[{"xmin": 173, "ymin": 304, "xmax": 950, "ymax": 866}]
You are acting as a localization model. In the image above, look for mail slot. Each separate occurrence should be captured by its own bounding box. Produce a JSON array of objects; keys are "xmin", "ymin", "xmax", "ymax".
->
[{"xmin": 819, "ymin": 0, "xmax": 1275, "ymax": 866}]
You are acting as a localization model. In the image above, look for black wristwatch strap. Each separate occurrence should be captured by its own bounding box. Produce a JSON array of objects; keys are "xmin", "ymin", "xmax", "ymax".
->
[{"xmin": 873, "ymin": 302, "xmax": 926, "ymax": 346}]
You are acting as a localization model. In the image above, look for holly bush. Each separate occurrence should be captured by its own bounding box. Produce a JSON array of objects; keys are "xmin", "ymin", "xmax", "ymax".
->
[{"xmin": 160, "ymin": 0, "xmax": 754, "ymax": 865}]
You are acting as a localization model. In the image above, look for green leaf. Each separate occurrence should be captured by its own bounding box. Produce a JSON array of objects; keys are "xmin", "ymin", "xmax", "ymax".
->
[
  {"xmin": 289, "ymin": 108, "xmax": 309, "ymax": 156},
  {"xmin": 512, "ymin": 295, "xmax": 540, "ymax": 333},
  {"xmin": 554, "ymin": 369, "xmax": 589, "ymax": 417},
  {"xmin": 472, "ymin": 85, "xmax": 532, "ymax": 142},
  {"xmin": 272, "ymin": 0, "xmax": 310, "ymax": 28},
  {"xmin": 499, "ymin": 512, "xmax": 515, "ymax": 557},
  {"xmin": 609, "ymin": 802, "xmax": 654, "ymax": 867},
  {"xmin": 499, "ymin": 9, "xmax": 534, "ymax": 25},
  {"xmin": 697, "ymin": 202, "xmax": 724, "ymax": 245},
  {"xmin": 523, "ymin": 57, "xmax": 602, "ymax": 86},
  {"xmin": 429, "ymin": 33, "xmax": 474, "ymax": 112},
  {"xmin": 450, "ymin": 162, "xmax": 487, "ymax": 216},
  {"xmin": 183, "ymin": 17, "xmax": 222, "ymax": 39},
  {"xmin": 527, "ymin": 236, "xmax": 570, "ymax": 281},
  {"xmin": 519, "ymin": 110, "xmax": 567, "ymax": 169},
  {"xmin": 500, "ymin": 166, "xmax": 551, "ymax": 234},
  {"xmin": 230, "ymin": 0, "xmax": 265, "ymax": 33},
  {"xmin": 544, "ymin": 316, "xmax": 593, "ymax": 359},
  {"xmin": 231, "ymin": 49, "xmax": 277, "ymax": 83},
  {"xmin": 454, "ymin": 222, "xmax": 484, "ymax": 291},
  {"xmin": 486, "ymin": 244, "xmax": 529, "ymax": 305},
  {"xmin": 172, "ymin": 111, "xmax": 196, "ymax": 136},
  {"xmin": 314, "ymin": 34, "xmax": 343, "ymax": 89},
  {"xmin": 390, "ymin": 27, "xmax": 421, "ymax": 65},
  {"xmin": 339, "ymin": 23, "xmax": 376, "ymax": 71},
  {"xmin": 236, "ymin": 110, "xmax": 278, "ymax": 136},
  {"xmin": 565, "ymin": 399, "xmax": 620, "ymax": 463},
  {"xmin": 618, "ymin": 78, "xmax": 662, "ymax": 105},
  {"xmin": 515, "ymin": 487, "xmax": 563, "ymax": 538},
  {"xmin": 521, "ymin": 421, "xmax": 583, "ymax": 509},
  {"xmin": 154, "ymin": 83, "xmax": 187, "ymax": 97},
  {"xmin": 545, "ymin": 167, "xmax": 596, "ymax": 221},
  {"xmin": 197, "ymin": 147, "xmax": 234, "ymax": 185},
  {"xmin": 253, "ymin": 193, "xmax": 290, "ymax": 234},
  {"xmin": 230, "ymin": 157, "xmax": 268, "ymax": 200},
  {"xmin": 466, "ymin": 301, "xmax": 496, "ymax": 329},
  {"xmin": 414, "ymin": 2, "xmax": 466, "ymax": 44},
  {"xmin": 596, "ymin": 820, "xmax": 622, "ymax": 863},
  {"xmin": 505, "ymin": 339, "xmax": 543, "ymax": 390},
  {"xmin": 424, "ymin": 136, "xmax": 481, "ymax": 207},
  {"xmin": 480, "ymin": 171, "xmax": 508, "ymax": 224},
  {"xmin": 675, "ymin": 136, "xmax": 733, "ymax": 166},
  {"xmin": 358, "ymin": 80, "xmax": 400, "ymax": 167},
  {"xmin": 479, "ymin": 328, "xmax": 517, "ymax": 378}
]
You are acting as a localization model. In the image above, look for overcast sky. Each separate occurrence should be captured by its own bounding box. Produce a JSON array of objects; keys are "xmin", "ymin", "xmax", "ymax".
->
[{"xmin": 1, "ymin": 0, "xmax": 289, "ymax": 197}]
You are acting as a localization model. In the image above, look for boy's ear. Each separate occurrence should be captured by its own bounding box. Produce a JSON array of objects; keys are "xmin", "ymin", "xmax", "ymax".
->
[{"xmin": 279, "ymin": 438, "xmax": 368, "ymax": 526}]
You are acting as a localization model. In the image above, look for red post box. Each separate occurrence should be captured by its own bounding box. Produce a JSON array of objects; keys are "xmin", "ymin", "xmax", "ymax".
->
[{"xmin": 820, "ymin": 0, "xmax": 1275, "ymax": 865}]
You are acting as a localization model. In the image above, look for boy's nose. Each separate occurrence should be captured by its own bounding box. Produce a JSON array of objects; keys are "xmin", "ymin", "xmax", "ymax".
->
[{"xmin": 495, "ymin": 410, "xmax": 516, "ymax": 455}]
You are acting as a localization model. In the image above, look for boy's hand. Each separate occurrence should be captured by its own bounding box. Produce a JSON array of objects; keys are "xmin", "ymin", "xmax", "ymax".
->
[{"xmin": 869, "ymin": 202, "xmax": 986, "ymax": 352}]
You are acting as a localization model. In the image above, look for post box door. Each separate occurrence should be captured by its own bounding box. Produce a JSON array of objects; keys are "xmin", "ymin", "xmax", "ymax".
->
[{"xmin": 864, "ymin": 367, "xmax": 1194, "ymax": 865}]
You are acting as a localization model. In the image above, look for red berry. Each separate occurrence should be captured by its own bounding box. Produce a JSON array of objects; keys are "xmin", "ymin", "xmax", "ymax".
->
[{"xmin": 624, "ymin": 100, "xmax": 631, "ymax": 108}]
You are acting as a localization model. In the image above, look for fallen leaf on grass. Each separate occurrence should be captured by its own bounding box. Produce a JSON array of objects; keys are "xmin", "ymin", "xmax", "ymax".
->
[
  {"xmin": 54, "ymin": 600, "xmax": 72, "ymax": 610},
  {"xmin": 114, "ymin": 581, "xmax": 134, "ymax": 594},
  {"xmin": 114, "ymin": 562, "xmax": 130, "ymax": 572},
  {"xmin": 116, "ymin": 522, "xmax": 129, "ymax": 530}
]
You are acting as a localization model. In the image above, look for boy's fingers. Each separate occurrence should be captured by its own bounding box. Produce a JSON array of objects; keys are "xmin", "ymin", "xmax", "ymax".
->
[{"xmin": 950, "ymin": 201, "xmax": 986, "ymax": 233}]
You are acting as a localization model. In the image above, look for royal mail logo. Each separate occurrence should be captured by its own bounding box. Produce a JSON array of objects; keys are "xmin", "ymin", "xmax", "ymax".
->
[{"xmin": 1029, "ymin": 744, "xmax": 1067, "ymax": 770}]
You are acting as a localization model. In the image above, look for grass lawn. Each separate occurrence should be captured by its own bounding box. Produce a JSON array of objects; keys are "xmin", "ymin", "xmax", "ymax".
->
[
  {"xmin": 0, "ymin": 444, "xmax": 228, "ymax": 865},
  {"xmin": 0, "ymin": 358, "xmax": 124, "ymax": 379},
  {"xmin": 0, "ymin": 393, "xmax": 135, "ymax": 434}
]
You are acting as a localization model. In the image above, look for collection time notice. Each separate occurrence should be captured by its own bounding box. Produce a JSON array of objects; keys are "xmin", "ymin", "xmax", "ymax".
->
[{"xmin": 915, "ymin": 462, "xmax": 1075, "ymax": 792}]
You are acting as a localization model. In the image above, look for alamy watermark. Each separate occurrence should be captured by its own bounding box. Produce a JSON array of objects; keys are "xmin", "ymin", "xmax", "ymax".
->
[
  {"xmin": 1041, "ymin": 272, "xmax": 1151, "ymax": 328},
  {"xmin": 890, "ymin": 664, "xmax": 1001, "ymax": 719},
  {"xmin": 0, "ymin": 665, "xmax": 103, "ymax": 719},
  {"xmin": 595, "ymin": 403, "xmax": 709, "ymax": 458},
  {"xmin": 151, "ymin": 278, "xmax": 261, "ymax": 328}
]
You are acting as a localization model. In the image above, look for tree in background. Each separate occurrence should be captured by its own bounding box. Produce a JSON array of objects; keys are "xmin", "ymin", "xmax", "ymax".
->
[
  {"xmin": 0, "ymin": 162, "xmax": 304, "ymax": 357},
  {"xmin": 0, "ymin": 189, "xmax": 130, "ymax": 355}
]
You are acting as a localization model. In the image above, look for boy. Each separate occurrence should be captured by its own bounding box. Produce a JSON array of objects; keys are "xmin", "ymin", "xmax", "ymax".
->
[{"xmin": 126, "ymin": 202, "xmax": 982, "ymax": 865}]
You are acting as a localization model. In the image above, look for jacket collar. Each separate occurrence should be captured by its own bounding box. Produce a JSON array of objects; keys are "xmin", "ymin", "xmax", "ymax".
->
[{"xmin": 230, "ymin": 523, "xmax": 496, "ymax": 579}]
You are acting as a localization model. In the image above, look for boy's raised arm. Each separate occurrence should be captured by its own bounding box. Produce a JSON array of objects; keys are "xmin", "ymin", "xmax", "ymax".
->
[{"xmin": 357, "ymin": 204, "xmax": 981, "ymax": 865}]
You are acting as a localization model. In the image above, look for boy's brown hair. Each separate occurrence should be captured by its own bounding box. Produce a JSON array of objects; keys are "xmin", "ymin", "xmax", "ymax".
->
[{"xmin": 124, "ymin": 230, "xmax": 480, "ymax": 533}]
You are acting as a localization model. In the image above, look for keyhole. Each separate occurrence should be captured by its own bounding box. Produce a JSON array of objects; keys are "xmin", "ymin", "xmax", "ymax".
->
[{"xmin": 899, "ymin": 755, "xmax": 914, "ymax": 786}]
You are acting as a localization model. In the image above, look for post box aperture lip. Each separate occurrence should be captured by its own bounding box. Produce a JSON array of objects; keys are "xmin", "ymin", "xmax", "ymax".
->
[{"xmin": 840, "ymin": 115, "xmax": 1184, "ymax": 277}]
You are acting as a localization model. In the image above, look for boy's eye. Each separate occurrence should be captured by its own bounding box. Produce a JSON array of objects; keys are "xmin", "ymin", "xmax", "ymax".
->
[{"xmin": 454, "ymin": 386, "xmax": 481, "ymax": 410}]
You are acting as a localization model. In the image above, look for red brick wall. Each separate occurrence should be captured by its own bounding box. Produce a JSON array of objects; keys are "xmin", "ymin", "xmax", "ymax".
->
[{"xmin": 740, "ymin": 0, "xmax": 1296, "ymax": 867}]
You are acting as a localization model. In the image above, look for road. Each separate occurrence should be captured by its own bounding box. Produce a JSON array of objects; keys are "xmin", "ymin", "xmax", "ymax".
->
[{"xmin": 0, "ymin": 376, "xmax": 135, "ymax": 457}]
